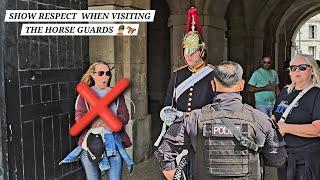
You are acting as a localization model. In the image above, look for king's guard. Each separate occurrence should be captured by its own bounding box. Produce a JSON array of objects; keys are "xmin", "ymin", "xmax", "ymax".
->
[{"xmin": 154, "ymin": 7, "xmax": 216, "ymax": 180}]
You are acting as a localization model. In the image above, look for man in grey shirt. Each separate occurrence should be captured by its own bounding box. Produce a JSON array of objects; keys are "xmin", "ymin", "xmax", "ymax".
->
[{"xmin": 154, "ymin": 61, "xmax": 286, "ymax": 180}]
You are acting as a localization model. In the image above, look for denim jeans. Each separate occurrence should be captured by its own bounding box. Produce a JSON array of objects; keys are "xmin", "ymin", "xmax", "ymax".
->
[
  {"xmin": 80, "ymin": 150, "xmax": 123, "ymax": 180},
  {"xmin": 255, "ymin": 104, "xmax": 274, "ymax": 118}
]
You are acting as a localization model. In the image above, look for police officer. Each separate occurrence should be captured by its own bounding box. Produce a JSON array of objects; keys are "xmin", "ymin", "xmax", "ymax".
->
[
  {"xmin": 155, "ymin": 61, "xmax": 287, "ymax": 180},
  {"xmin": 155, "ymin": 7, "xmax": 215, "ymax": 180}
]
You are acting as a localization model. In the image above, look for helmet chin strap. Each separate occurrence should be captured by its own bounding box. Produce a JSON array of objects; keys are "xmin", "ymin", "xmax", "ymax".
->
[
  {"xmin": 193, "ymin": 55, "xmax": 203, "ymax": 66},
  {"xmin": 187, "ymin": 56, "xmax": 205, "ymax": 73}
]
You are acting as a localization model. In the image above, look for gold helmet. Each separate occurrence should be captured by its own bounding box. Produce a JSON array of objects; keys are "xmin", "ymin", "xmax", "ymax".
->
[{"xmin": 182, "ymin": 7, "xmax": 206, "ymax": 56}]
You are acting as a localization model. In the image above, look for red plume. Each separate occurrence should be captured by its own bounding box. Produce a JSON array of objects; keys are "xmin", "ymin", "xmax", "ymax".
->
[{"xmin": 185, "ymin": 7, "xmax": 202, "ymax": 37}]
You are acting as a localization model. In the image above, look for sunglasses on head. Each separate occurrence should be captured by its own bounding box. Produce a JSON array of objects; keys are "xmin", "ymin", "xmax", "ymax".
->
[
  {"xmin": 289, "ymin": 64, "xmax": 311, "ymax": 72},
  {"xmin": 94, "ymin": 71, "xmax": 112, "ymax": 76},
  {"xmin": 262, "ymin": 61, "xmax": 271, "ymax": 64}
]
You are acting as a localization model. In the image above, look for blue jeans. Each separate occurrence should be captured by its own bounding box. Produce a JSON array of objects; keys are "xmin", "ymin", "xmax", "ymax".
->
[
  {"xmin": 255, "ymin": 104, "xmax": 274, "ymax": 118},
  {"xmin": 80, "ymin": 150, "xmax": 123, "ymax": 180}
]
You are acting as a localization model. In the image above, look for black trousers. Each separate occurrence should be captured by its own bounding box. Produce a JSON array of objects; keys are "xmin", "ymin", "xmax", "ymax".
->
[{"xmin": 278, "ymin": 161, "xmax": 306, "ymax": 180}]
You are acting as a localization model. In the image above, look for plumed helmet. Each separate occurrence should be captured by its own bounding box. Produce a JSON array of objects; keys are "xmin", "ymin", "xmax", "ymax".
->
[{"xmin": 182, "ymin": 7, "xmax": 206, "ymax": 56}]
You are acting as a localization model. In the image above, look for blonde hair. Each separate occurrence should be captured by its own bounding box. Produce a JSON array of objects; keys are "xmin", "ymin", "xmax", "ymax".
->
[
  {"xmin": 80, "ymin": 61, "xmax": 110, "ymax": 86},
  {"xmin": 287, "ymin": 54, "xmax": 320, "ymax": 92}
]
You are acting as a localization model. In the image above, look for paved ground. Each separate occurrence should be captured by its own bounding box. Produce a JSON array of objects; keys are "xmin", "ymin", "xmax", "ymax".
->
[
  {"xmin": 119, "ymin": 155, "xmax": 278, "ymax": 180},
  {"xmin": 121, "ymin": 155, "xmax": 166, "ymax": 180},
  {"xmin": 119, "ymin": 156, "xmax": 279, "ymax": 180},
  {"xmin": 122, "ymin": 156, "xmax": 278, "ymax": 180},
  {"xmin": 265, "ymin": 166, "xmax": 278, "ymax": 180}
]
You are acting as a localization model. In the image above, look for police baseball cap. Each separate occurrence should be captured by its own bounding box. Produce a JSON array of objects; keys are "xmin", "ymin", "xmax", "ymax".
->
[{"xmin": 86, "ymin": 133, "xmax": 104, "ymax": 163}]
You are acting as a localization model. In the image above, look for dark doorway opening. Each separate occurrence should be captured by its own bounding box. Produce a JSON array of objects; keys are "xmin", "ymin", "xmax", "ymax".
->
[{"xmin": 147, "ymin": 0, "xmax": 171, "ymax": 151}]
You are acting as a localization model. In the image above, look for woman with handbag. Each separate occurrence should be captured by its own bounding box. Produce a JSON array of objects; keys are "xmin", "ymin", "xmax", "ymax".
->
[
  {"xmin": 272, "ymin": 54, "xmax": 320, "ymax": 180},
  {"xmin": 60, "ymin": 61, "xmax": 133, "ymax": 180}
]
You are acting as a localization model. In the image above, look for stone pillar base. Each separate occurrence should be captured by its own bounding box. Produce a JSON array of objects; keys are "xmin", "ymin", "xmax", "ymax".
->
[{"xmin": 127, "ymin": 115, "xmax": 152, "ymax": 163}]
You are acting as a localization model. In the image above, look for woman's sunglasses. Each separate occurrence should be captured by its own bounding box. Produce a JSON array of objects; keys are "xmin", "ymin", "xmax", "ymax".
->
[
  {"xmin": 289, "ymin": 64, "xmax": 311, "ymax": 72},
  {"xmin": 94, "ymin": 71, "xmax": 112, "ymax": 76}
]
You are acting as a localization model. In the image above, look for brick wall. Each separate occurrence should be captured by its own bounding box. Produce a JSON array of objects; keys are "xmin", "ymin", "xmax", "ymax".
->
[{"xmin": 1, "ymin": 0, "xmax": 89, "ymax": 179}]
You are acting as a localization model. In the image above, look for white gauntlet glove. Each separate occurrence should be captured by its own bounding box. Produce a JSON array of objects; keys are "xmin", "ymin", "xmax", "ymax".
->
[
  {"xmin": 160, "ymin": 106, "xmax": 183, "ymax": 126},
  {"xmin": 154, "ymin": 106, "xmax": 184, "ymax": 147}
]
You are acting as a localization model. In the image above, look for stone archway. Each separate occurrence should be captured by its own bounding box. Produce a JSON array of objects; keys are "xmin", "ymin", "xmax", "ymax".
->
[
  {"xmin": 265, "ymin": 0, "xmax": 320, "ymax": 87},
  {"xmin": 224, "ymin": 0, "xmax": 320, "ymax": 90}
]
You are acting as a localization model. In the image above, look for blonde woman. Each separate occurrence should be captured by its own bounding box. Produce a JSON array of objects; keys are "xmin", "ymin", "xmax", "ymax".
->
[
  {"xmin": 60, "ymin": 61, "xmax": 133, "ymax": 180},
  {"xmin": 272, "ymin": 54, "xmax": 320, "ymax": 180}
]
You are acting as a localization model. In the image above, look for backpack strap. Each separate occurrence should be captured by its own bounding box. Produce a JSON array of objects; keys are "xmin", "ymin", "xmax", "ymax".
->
[
  {"xmin": 279, "ymin": 84, "xmax": 316, "ymax": 123},
  {"xmin": 212, "ymin": 102, "xmax": 259, "ymax": 152}
]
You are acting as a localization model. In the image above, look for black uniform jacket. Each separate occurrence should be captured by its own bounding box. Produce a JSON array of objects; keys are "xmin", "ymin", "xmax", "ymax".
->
[{"xmin": 164, "ymin": 65, "xmax": 215, "ymax": 112}]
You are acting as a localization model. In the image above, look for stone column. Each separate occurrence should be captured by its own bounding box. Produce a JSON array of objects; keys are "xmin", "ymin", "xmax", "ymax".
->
[
  {"xmin": 203, "ymin": 0, "xmax": 229, "ymax": 64},
  {"xmin": 228, "ymin": 31, "xmax": 264, "ymax": 104},
  {"xmin": 228, "ymin": 30, "xmax": 264, "ymax": 80},
  {"xmin": 226, "ymin": 0, "xmax": 266, "ymax": 85},
  {"xmin": 227, "ymin": 9, "xmax": 264, "ymax": 103},
  {"xmin": 89, "ymin": 0, "xmax": 151, "ymax": 163},
  {"xmin": 227, "ymin": 13, "xmax": 264, "ymax": 80},
  {"xmin": 275, "ymin": 33, "xmax": 291, "ymax": 87},
  {"xmin": 226, "ymin": 0, "xmax": 264, "ymax": 82},
  {"xmin": 165, "ymin": 0, "xmax": 193, "ymax": 69},
  {"xmin": 276, "ymin": 34, "xmax": 286, "ymax": 72}
]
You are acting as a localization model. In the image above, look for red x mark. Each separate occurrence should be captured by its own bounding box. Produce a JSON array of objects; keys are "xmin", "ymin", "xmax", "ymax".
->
[{"xmin": 69, "ymin": 78, "xmax": 130, "ymax": 136}]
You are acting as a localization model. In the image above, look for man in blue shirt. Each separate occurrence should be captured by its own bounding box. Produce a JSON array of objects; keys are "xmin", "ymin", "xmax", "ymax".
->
[{"xmin": 248, "ymin": 56, "xmax": 280, "ymax": 117}]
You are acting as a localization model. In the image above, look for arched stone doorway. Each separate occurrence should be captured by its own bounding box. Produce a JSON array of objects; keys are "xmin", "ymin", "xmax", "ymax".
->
[
  {"xmin": 224, "ymin": 0, "xmax": 320, "ymax": 96},
  {"xmin": 262, "ymin": 0, "xmax": 320, "ymax": 88}
]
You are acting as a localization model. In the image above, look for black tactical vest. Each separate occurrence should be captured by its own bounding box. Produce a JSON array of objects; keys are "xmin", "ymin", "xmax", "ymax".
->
[{"xmin": 195, "ymin": 103, "xmax": 262, "ymax": 179}]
